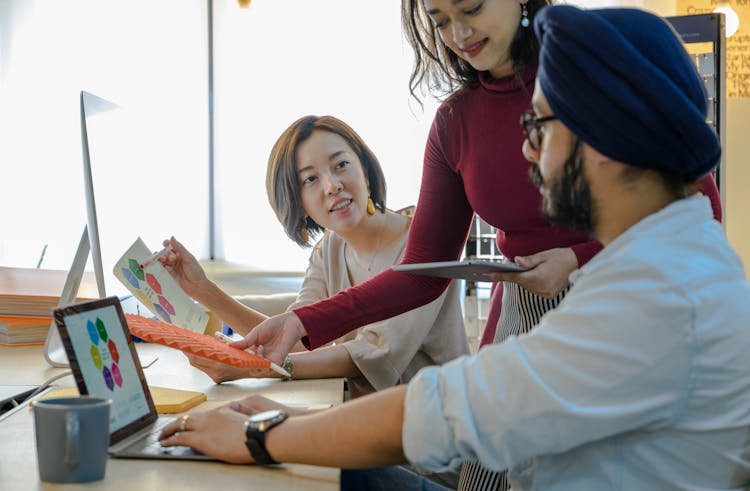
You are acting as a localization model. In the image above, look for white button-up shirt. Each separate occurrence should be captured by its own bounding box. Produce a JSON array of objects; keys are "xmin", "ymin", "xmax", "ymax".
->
[{"xmin": 403, "ymin": 195, "xmax": 750, "ymax": 490}]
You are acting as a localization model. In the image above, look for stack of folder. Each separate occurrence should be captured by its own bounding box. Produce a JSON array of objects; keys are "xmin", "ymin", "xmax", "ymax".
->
[
  {"xmin": 0, "ymin": 316, "xmax": 54, "ymax": 346},
  {"xmin": 0, "ymin": 267, "xmax": 98, "ymax": 345}
]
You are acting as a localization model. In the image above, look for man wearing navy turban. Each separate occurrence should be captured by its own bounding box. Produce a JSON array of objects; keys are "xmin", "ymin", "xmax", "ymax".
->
[{"xmin": 159, "ymin": 7, "xmax": 750, "ymax": 490}]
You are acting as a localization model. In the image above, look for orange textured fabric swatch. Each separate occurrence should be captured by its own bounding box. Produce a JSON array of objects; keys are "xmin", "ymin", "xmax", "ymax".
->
[{"xmin": 125, "ymin": 314, "xmax": 271, "ymax": 369}]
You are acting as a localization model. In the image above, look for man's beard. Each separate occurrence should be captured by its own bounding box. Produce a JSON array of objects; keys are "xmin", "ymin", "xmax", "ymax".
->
[{"xmin": 529, "ymin": 139, "xmax": 594, "ymax": 233}]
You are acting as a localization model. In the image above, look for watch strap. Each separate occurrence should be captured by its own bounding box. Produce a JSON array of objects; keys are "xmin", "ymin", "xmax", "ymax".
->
[
  {"xmin": 244, "ymin": 411, "xmax": 287, "ymax": 465},
  {"xmin": 244, "ymin": 435, "xmax": 277, "ymax": 465}
]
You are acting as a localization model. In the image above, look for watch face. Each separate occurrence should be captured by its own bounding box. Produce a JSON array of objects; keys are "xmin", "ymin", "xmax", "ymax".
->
[
  {"xmin": 249, "ymin": 409, "xmax": 284, "ymax": 424},
  {"xmin": 247, "ymin": 409, "xmax": 288, "ymax": 433}
]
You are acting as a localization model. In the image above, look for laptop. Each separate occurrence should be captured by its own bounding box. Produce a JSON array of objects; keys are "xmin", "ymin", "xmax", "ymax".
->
[{"xmin": 53, "ymin": 296, "xmax": 212, "ymax": 460}]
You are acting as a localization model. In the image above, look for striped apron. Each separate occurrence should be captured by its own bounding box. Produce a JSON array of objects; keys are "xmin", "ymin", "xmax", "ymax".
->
[{"xmin": 457, "ymin": 281, "xmax": 568, "ymax": 491}]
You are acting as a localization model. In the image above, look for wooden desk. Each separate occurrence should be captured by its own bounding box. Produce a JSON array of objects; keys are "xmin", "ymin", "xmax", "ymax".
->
[{"xmin": 0, "ymin": 344, "xmax": 343, "ymax": 490}]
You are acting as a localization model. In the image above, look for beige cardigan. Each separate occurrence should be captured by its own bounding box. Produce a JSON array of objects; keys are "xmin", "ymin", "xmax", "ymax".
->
[{"xmin": 288, "ymin": 225, "xmax": 469, "ymax": 398}]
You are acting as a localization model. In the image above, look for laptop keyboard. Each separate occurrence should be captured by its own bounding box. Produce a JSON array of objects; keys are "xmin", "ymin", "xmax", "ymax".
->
[{"xmin": 125, "ymin": 418, "xmax": 197, "ymax": 456}]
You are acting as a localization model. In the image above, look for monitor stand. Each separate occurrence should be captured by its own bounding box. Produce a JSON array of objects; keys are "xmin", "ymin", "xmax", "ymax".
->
[{"xmin": 44, "ymin": 227, "xmax": 100, "ymax": 367}]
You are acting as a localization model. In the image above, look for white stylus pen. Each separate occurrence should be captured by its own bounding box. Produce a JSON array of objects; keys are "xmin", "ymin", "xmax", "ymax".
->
[
  {"xmin": 139, "ymin": 245, "xmax": 173, "ymax": 269},
  {"xmin": 213, "ymin": 331, "xmax": 291, "ymax": 378}
]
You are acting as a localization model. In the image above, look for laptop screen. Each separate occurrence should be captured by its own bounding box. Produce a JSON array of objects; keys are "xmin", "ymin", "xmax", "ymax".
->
[{"xmin": 54, "ymin": 297, "xmax": 158, "ymax": 443}]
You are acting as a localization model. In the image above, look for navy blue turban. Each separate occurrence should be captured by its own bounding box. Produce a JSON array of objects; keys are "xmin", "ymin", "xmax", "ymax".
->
[{"xmin": 534, "ymin": 6, "xmax": 721, "ymax": 181}]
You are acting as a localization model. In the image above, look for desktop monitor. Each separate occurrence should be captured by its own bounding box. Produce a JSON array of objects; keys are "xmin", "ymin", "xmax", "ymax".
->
[
  {"xmin": 44, "ymin": 91, "xmax": 120, "ymax": 367},
  {"xmin": 45, "ymin": 90, "xmax": 182, "ymax": 368}
]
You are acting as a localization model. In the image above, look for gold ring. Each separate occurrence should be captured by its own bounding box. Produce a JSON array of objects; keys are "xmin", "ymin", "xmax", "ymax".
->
[{"xmin": 179, "ymin": 414, "xmax": 189, "ymax": 432}]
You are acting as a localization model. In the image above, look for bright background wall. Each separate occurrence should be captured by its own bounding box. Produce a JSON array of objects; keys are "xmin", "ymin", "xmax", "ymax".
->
[
  {"xmin": 1, "ymin": 0, "xmax": 747, "ymax": 283},
  {"xmin": 0, "ymin": 0, "xmax": 440, "ymax": 279},
  {"xmin": 0, "ymin": 0, "xmax": 208, "ymax": 295},
  {"xmin": 212, "ymin": 0, "xmax": 439, "ymax": 271}
]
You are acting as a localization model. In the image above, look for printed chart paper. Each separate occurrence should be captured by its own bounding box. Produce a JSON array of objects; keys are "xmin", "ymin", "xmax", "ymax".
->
[{"xmin": 114, "ymin": 238, "xmax": 208, "ymax": 333}]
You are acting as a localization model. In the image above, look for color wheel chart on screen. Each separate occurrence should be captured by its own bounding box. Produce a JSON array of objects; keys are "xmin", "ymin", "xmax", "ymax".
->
[
  {"xmin": 114, "ymin": 237, "xmax": 208, "ymax": 333},
  {"xmin": 64, "ymin": 304, "xmax": 151, "ymax": 428},
  {"xmin": 86, "ymin": 315, "xmax": 124, "ymax": 391}
]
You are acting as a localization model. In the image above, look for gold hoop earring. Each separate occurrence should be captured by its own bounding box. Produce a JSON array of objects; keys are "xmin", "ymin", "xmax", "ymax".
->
[
  {"xmin": 300, "ymin": 216, "xmax": 310, "ymax": 243},
  {"xmin": 367, "ymin": 197, "xmax": 376, "ymax": 215}
]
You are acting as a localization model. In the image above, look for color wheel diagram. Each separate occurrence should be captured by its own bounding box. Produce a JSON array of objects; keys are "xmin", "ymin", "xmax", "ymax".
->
[
  {"xmin": 119, "ymin": 258, "xmax": 177, "ymax": 324},
  {"xmin": 86, "ymin": 316, "xmax": 123, "ymax": 391},
  {"xmin": 114, "ymin": 237, "xmax": 209, "ymax": 333}
]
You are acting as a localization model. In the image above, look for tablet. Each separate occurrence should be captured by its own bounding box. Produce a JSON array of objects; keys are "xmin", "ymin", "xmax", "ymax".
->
[{"xmin": 393, "ymin": 260, "xmax": 527, "ymax": 281}]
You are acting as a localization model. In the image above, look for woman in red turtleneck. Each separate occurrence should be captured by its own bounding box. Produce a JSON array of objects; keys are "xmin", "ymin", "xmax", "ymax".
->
[{"xmin": 243, "ymin": 1, "xmax": 721, "ymax": 487}]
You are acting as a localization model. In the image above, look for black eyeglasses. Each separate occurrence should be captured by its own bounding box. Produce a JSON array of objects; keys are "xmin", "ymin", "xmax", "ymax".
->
[{"xmin": 520, "ymin": 109, "xmax": 557, "ymax": 151}]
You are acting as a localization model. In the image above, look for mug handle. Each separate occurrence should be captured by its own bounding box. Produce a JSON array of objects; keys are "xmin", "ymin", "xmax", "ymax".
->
[{"xmin": 64, "ymin": 411, "xmax": 80, "ymax": 466}]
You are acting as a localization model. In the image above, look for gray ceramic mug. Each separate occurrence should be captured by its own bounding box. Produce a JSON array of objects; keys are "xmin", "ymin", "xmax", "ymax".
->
[{"xmin": 33, "ymin": 396, "xmax": 111, "ymax": 483}]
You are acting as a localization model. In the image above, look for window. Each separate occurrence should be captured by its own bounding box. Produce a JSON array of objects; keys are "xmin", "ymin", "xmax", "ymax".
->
[
  {"xmin": 1, "ymin": 0, "xmax": 440, "ymax": 275},
  {"xmin": 212, "ymin": 0, "xmax": 439, "ymax": 270},
  {"xmin": 0, "ymin": 0, "xmax": 207, "ymax": 280}
]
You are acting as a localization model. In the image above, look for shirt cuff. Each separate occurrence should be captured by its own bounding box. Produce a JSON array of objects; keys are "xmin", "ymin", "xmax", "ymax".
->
[
  {"xmin": 293, "ymin": 305, "xmax": 329, "ymax": 350},
  {"xmin": 403, "ymin": 366, "xmax": 463, "ymax": 472}
]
